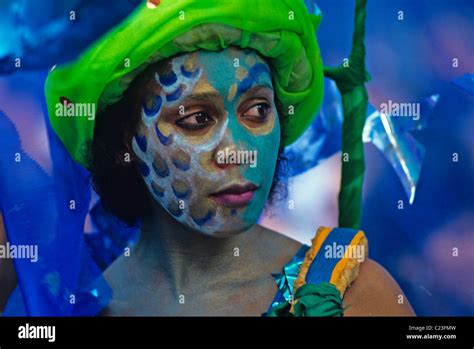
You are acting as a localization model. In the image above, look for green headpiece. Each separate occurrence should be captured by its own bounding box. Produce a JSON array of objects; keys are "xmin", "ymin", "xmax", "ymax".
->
[{"xmin": 45, "ymin": 0, "xmax": 324, "ymax": 167}]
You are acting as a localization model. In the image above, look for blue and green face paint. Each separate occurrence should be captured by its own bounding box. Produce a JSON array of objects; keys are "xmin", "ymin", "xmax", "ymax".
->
[{"xmin": 132, "ymin": 47, "xmax": 281, "ymax": 237}]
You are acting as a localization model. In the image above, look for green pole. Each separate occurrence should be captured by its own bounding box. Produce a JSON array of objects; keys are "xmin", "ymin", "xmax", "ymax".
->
[{"xmin": 324, "ymin": 0, "xmax": 370, "ymax": 229}]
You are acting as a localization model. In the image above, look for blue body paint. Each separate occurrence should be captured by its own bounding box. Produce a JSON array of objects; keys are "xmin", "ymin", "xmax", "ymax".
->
[
  {"xmin": 143, "ymin": 95, "xmax": 162, "ymax": 117},
  {"xmin": 191, "ymin": 210, "xmax": 214, "ymax": 226},
  {"xmin": 172, "ymin": 158, "xmax": 190, "ymax": 171},
  {"xmin": 237, "ymin": 63, "xmax": 271, "ymax": 94},
  {"xmin": 155, "ymin": 125, "xmax": 172, "ymax": 146},
  {"xmin": 137, "ymin": 160, "xmax": 150, "ymax": 177},
  {"xmin": 180, "ymin": 65, "xmax": 200, "ymax": 78},
  {"xmin": 166, "ymin": 85, "xmax": 184, "ymax": 102},
  {"xmin": 158, "ymin": 71, "xmax": 177, "ymax": 86},
  {"xmin": 152, "ymin": 161, "xmax": 169, "ymax": 178},
  {"xmin": 134, "ymin": 135, "xmax": 147, "ymax": 153},
  {"xmin": 172, "ymin": 185, "xmax": 191, "ymax": 199},
  {"xmin": 151, "ymin": 183, "xmax": 165, "ymax": 197}
]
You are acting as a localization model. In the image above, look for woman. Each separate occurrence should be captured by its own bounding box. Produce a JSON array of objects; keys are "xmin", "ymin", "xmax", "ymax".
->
[{"xmin": 43, "ymin": 0, "xmax": 414, "ymax": 316}]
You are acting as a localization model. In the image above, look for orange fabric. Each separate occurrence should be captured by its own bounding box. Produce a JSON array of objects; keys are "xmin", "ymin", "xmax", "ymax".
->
[{"xmin": 290, "ymin": 226, "xmax": 368, "ymax": 314}]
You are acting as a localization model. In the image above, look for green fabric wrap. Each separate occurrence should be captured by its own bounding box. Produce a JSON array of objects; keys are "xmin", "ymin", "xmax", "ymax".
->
[
  {"xmin": 324, "ymin": 0, "xmax": 369, "ymax": 229},
  {"xmin": 45, "ymin": 0, "xmax": 324, "ymax": 167},
  {"xmin": 267, "ymin": 282, "xmax": 344, "ymax": 317}
]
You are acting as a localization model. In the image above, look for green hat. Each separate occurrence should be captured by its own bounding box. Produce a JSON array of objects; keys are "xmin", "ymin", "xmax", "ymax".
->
[{"xmin": 45, "ymin": 0, "xmax": 324, "ymax": 167}]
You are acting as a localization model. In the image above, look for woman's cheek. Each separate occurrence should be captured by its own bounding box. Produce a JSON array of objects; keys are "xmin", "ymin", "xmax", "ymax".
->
[{"xmin": 242, "ymin": 113, "xmax": 280, "ymax": 185}]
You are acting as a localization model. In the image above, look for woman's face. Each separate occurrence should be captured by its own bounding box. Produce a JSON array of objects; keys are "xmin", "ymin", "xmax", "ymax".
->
[{"xmin": 132, "ymin": 48, "xmax": 280, "ymax": 237}]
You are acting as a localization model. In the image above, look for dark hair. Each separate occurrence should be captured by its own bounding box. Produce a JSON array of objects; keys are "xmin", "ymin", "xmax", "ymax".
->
[{"xmin": 90, "ymin": 62, "xmax": 289, "ymax": 226}]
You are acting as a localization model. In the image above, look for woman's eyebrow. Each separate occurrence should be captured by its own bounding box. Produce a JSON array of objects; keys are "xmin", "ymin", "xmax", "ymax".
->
[
  {"xmin": 239, "ymin": 84, "xmax": 274, "ymax": 99},
  {"xmin": 183, "ymin": 91, "xmax": 222, "ymax": 101}
]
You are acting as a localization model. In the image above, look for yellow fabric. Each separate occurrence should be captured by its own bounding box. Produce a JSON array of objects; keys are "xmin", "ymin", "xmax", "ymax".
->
[
  {"xmin": 330, "ymin": 230, "xmax": 368, "ymax": 295},
  {"xmin": 290, "ymin": 226, "xmax": 368, "ymax": 314},
  {"xmin": 293, "ymin": 226, "xmax": 331, "ymax": 292}
]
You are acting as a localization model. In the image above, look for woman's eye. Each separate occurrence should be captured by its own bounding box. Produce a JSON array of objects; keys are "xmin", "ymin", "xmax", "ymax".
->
[
  {"xmin": 175, "ymin": 112, "xmax": 216, "ymax": 130},
  {"xmin": 242, "ymin": 103, "xmax": 270, "ymax": 122}
]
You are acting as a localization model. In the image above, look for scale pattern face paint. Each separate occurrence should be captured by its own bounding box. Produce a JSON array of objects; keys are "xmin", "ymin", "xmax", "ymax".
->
[{"xmin": 132, "ymin": 49, "xmax": 280, "ymax": 237}]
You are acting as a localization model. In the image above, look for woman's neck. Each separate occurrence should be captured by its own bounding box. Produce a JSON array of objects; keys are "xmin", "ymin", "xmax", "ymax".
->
[{"xmin": 134, "ymin": 202, "xmax": 264, "ymax": 297}]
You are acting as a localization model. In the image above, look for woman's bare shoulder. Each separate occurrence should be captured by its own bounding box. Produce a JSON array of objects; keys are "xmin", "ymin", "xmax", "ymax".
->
[{"xmin": 343, "ymin": 258, "xmax": 416, "ymax": 316}]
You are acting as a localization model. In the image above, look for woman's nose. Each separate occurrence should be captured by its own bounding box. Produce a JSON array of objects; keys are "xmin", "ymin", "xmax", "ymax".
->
[{"xmin": 213, "ymin": 130, "xmax": 240, "ymax": 169}]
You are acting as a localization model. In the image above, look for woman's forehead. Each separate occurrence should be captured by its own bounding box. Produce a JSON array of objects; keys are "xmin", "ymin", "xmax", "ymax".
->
[{"xmin": 150, "ymin": 48, "xmax": 274, "ymax": 101}]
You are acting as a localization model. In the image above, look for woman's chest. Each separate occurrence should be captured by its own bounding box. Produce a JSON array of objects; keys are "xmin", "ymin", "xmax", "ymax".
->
[{"xmin": 104, "ymin": 274, "xmax": 278, "ymax": 316}]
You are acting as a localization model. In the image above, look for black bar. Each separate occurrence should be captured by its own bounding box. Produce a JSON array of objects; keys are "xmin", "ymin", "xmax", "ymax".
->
[{"xmin": 0, "ymin": 317, "xmax": 472, "ymax": 347}]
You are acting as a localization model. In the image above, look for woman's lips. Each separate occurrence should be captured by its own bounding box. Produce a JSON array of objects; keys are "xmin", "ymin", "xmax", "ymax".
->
[{"xmin": 210, "ymin": 183, "xmax": 258, "ymax": 207}]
